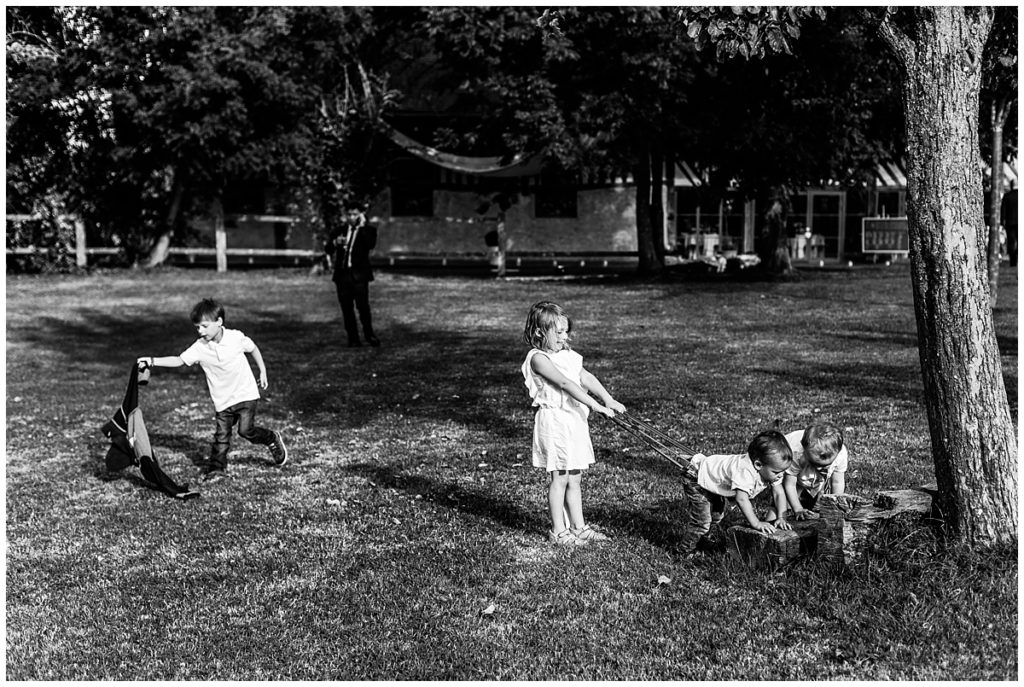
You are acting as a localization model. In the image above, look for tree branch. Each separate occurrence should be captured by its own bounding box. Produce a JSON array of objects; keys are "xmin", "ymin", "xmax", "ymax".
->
[
  {"xmin": 966, "ymin": 7, "xmax": 995, "ymax": 69},
  {"xmin": 995, "ymin": 98, "xmax": 1012, "ymax": 129},
  {"xmin": 875, "ymin": 7, "xmax": 915, "ymax": 66}
]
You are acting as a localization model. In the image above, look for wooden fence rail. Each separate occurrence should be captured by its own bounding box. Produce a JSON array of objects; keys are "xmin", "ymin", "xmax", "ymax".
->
[{"xmin": 6, "ymin": 213, "xmax": 313, "ymax": 272}]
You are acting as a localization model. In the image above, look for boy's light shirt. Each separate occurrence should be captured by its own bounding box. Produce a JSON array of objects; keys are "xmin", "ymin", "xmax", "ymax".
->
[
  {"xmin": 179, "ymin": 328, "xmax": 260, "ymax": 411},
  {"xmin": 693, "ymin": 452, "xmax": 781, "ymax": 499},
  {"xmin": 783, "ymin": 429, "xmax": 849, "ymax": 493}
]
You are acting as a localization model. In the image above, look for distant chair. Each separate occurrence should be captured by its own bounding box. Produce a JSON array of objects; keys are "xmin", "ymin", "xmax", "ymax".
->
[
  {"xmin": 686, "ymin": 233, "xmax": 700, "ymax": 260},
  {"xmin": 809, "ymin": 234, "xmax": 826, "ymax": 259}
]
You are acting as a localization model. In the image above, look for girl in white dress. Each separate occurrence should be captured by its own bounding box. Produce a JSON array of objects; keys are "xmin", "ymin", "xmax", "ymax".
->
[{"xmin": 521, "ymin": 301, "xmax": 626, "ymax": 546}]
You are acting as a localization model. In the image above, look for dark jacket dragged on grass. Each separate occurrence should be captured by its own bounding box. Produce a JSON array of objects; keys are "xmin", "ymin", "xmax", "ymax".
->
[{"xmin": 101, "ymin": 362, "xmax": 200, "ymax": 501}]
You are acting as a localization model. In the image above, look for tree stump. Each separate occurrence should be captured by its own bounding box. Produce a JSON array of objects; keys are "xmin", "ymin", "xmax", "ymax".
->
[
  {"xmin": 724, "ymin": 486, "xmax": 936, "ymax": 569},
  {"xmin": 817, "ymin": 487, "xmax": 936, "ymax": 566}
]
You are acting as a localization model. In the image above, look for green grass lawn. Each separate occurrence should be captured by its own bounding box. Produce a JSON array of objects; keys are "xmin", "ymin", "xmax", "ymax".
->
[{"xmin": 5, "ymin": 265, "xmax": 1017, "ymax": 680}]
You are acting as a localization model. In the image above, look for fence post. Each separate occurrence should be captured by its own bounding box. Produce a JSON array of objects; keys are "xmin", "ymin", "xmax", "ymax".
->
[
  {"xmin": 74, "ymin": 218, "xmax": 87, "ymax": 268},
  {"xmin": 214, "ymin": 200, "xmax": 227, "ymax": 273}
]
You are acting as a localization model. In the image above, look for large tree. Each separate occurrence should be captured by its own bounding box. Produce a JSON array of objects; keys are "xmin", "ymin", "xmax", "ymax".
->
[{"xmin": 686, "ymin": 6, "xmax": 1017, "ymax": 546}]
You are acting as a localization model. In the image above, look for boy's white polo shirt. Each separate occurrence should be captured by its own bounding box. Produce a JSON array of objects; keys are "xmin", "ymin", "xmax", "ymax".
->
[
  {"xmin": 692, "ymin": 452, "xmax": 778, "ymax": 499},
  {"xmin": 179, "ymin": 328, "xmax": 260, "ymax": 412}
]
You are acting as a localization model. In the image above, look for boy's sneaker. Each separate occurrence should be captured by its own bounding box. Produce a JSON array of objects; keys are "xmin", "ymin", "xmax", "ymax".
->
[{"xmin": 270, "ymin": 431, "xmax": 289, "ymax": 466}]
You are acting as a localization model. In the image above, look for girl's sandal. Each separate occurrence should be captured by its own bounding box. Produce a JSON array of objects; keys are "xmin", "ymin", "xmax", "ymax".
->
[
  {"xmin": 548, "ymin": 529, "xmax": 585, "ymax": 546},
  {"xmin": 571, "ymin": 525, "xmax": 609, "ymax": 542}
]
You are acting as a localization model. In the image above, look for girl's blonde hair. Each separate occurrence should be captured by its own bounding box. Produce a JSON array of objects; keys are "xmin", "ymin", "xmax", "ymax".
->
[{"xmin": 522, "ymin": 301, "xmax": 573, "ymax": 350}]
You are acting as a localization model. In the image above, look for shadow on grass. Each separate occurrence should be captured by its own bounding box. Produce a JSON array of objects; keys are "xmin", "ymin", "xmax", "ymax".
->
[
  {"xmin": 752, "ymin": 360, "xmax": 923, "ymax": 403},
  {"xmin": 147, "ymin": 432, "xmax": 209, "ymax": 466},
  {"xmin": 996, "ymin": 333, "xmax": 1018, "ymax": 358},
  {"xmin": 837, "ymin": 326, "xmax": 1018, "ymax": 360},
  {"xmin": 20, "ymin": 308, "xmax": 527, "ymax": 437},
  {"xmin": 341, "ymin": 455, "xmax": 718, "ymax": 557},
  {"xmin": 838, "ymin": 331, "xmax": 919, "ymax": 349},
  {"xmin": 341, "ymin": 461, "xmax": 545, "ymax": 534},
  {"xmin": 264, "ymin": 318, "xmax": 528, "ymax": 437},
  {"xmin": 14, "ymin": 311, "xmax": 198, "ymax": 366},
  {"xmin": 589, "ymin": 499, "xmax": 690, "ymax": 553}
]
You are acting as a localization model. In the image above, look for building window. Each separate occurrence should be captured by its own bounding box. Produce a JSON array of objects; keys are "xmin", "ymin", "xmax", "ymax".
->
[
  {"xmin": 534, "ymin": 170, "xmax": 578, "ymax": 218},
  {"xmin": 390, "ymin": 158, "xmax": 436, "ymax": 217},
  {"xmin": 534, "ymin": 187, "xmax": 578, "ymax": 218},
  {"xmin": 875, "ymin": 190, "xmax": 904, "ymax": 217},
  {"xmin": 675, "ymin": 188, "xmax": 700, "ymax": 234}
]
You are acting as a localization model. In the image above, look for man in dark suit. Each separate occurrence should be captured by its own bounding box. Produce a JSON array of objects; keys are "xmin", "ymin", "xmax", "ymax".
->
[{"xmin": 326, "ymin": 201, "xmax": 380, "ymax": 347}]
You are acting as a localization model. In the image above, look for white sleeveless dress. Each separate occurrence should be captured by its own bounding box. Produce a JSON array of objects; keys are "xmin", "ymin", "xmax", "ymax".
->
[{"xmin": 521, "ymin": 348, "xmax": 595, "ymax": 471}]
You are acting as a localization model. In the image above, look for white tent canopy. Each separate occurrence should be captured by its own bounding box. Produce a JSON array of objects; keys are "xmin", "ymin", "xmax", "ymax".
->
[{"xmin": 384, "ymin": 124, "xmax": 544, "ymax": 178}]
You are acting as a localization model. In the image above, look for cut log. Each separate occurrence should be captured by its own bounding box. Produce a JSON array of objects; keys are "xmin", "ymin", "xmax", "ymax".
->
[
  {"xmin": 725, "ymin": 520, "xmax": 819, "ymax": 569},
  {"xmin": 724, "ymin": 486, "xmax": 936, "ymax": 568},
  {"xmin": 817, "ymin": 488, "xmax": 935, "ymax": 566}
]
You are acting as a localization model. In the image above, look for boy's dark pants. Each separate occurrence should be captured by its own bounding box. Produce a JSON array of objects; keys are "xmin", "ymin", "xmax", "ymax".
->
[
  {"xmin": 210, "ymin": 400, "xmax": 274, "ymax": 470},
  {"xmin": 335, "ymin": 280, "xmax": 374, "ymax": 344},
  {"xmin": 680, "ymin": 480, "xmax": 727, "ymax": 552}
]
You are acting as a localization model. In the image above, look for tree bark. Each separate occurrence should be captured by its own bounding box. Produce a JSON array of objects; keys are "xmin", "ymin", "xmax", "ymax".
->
[
  {"xmin": 987, "ymin": 103, "xmax": 1007, "ymax": 306},
  {"xmin": 143, "ymin": 177, "xmax": 185, "ymax": 268},
  {"xmin": 761, "ymin": 191, "xmax": 794, "ymax": 277},
  {"xmin": 878, "ymin": 7, "xmax": 1017, "ymax": 546},
  {"xmin": 649, "ymin": 149, "xmax": 666, "ymax": 263},
  {"xmin": 633, "ymin": 152, "xmax": 662, "ymax": 276},
  {"xmin": 495, "ymin": 209, "xmax": 507, "ymax": 279}
]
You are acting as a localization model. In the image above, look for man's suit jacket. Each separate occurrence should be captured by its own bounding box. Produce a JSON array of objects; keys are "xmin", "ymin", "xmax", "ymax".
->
[{"xmin": 327, "ymin": 222, "xmax": 377, "ymax": 285}]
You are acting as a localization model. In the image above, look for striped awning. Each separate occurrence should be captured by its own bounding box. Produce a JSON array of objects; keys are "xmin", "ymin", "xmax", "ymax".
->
[
  {"xmin": 673, "ymin": 161, "xmax": 704, "ymax": 188},
  {"xmin": 875, "ymin": 161, "xmax": 907, "ymax": 188}
]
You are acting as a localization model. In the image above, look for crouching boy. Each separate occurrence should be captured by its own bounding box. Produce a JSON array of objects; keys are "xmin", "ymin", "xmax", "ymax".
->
[
  {"xmin": 771, "ymin": 423, "xmax": 848, "ymax": 525},
  {"xmin": 680, "ymin": 430, "xmax": 793, "ymax": 554}
]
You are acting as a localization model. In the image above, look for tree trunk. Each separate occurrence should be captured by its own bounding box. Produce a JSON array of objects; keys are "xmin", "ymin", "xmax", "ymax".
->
[
  {"xmin": 144, "ymin": 178, "xmax": 185, "ymax": 268},
  {"xmin": 987, "ymin": 104, "xmax": 1006, "ymax": 307},
  {"xmin": 879, "ymin": 7, "xmax": 1017, "ymax": 546},
  {"xmin": 495, "ymin": 210, "xmax": 507, "ymax": 279},
  {"xmin": 761, "ymin": 192, "xmax": 794, "ymax": 277},
  {"xmin": 633, "ymin": 153, "xmax": 662, "ymax": 276},
  {"xmin": 649, "ymin": 149, "xmax": 666, "ymax": 263}
]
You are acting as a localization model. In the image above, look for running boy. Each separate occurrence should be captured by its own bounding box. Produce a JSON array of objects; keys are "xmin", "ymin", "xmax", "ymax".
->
[
  {"xmin": 137, "ymin": 298, "xmax": 288, "ymax": 482},
  {"xmin": 680, "ymin": 430, "xmax": 793, "ymax": 554}
]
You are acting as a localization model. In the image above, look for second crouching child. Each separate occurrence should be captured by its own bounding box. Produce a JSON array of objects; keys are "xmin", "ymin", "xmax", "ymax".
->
[{"xmin": 770, "ymin": 422, "xmax": 849, "ymax": 525}]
